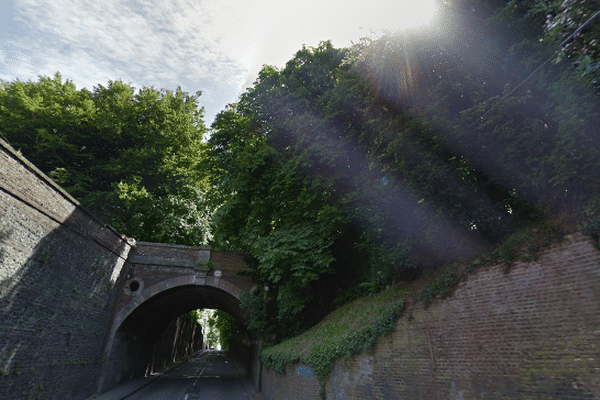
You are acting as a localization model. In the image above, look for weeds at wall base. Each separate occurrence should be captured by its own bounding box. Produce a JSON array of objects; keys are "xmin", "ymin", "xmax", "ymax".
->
[{"xmin": 260, "ymin": 299, "xmax": 406, "ymax": 398}]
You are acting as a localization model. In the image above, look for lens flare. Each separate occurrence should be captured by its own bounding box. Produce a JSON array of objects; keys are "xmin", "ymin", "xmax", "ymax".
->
[{"xmin": 374, "ymin": 0, "xmax": 439, "ymax": 34}]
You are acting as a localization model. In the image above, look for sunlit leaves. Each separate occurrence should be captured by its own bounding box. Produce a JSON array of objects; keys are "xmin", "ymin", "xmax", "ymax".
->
[
  {"xmin": 219, "ymin": 5, "xmax": 600, "ymax": 341},
  {"xmin": 0, "ymin": 73, "xmax": 210, "ymax": 245},
  {"xmin": 111, "ymin": 177, "xmax": 213, "ymax": 245}
]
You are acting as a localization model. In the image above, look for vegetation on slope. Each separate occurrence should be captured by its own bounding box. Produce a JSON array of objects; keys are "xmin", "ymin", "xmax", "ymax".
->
[
  {"xmin": 260, "ymin": 284, "xmax": 407, "ymax": 398},
  {"xmin": 207, "ymin": 0, "xmax": 600, "ymax": 343},
  {"xmin": 260, "ymin": 212, "xmax": 576, "ymax": 398}
]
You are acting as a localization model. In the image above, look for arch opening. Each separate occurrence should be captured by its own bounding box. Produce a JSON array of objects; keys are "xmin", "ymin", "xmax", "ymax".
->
[
  {"xmin": 192, "ymin": 308, "xmax": 244, "ymax": 351},
  {"xmin": 101, "ymin": 284, "xmax": 259, "ymax": 393}
]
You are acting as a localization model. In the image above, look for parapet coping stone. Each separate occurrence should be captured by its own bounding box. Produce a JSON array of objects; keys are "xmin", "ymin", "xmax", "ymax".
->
[{"xmin": 135, "ymin": 241, "xmax": 212, "ymax": 251}]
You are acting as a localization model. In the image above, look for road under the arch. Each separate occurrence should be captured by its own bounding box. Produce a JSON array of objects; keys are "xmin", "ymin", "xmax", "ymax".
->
[
  {"xmin": 101, "ymin": 284, "xmax": 260, "ymax": 394},
  {"xmin": 96, "ymin": 349, "xmax": 255, "ymax": 399}
]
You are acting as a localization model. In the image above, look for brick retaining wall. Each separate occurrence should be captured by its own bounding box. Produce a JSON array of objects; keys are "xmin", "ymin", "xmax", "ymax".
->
[
  {"xmin": 261, "ymin": 233, "xmax": 600, "ymax": 399},
  {"xmin": 0, "ymin": 139, "xmax": 133, "ymax": 400}
]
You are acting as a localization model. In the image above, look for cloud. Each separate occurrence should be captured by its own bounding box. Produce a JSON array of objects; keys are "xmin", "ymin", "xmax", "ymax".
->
[
  {"xmin": 2, "ymin": 0, "xmax": 440, "ymax": 123},
  {"xmin": 3, "ymin": 0, "xmax": 247, "ymax": 122}
]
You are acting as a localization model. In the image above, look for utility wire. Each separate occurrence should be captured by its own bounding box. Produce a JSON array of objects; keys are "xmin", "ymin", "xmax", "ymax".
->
[
  {"xmin": 559, "ymin": 9, "xmax": 600, "ymax": 48},
  {"xmin": 437, "ymin": 8, "xmax": 600, "ymax": 158},
  {"xmin": 476, "ymin": 9, "xmax": 600, "ymax": 124}
]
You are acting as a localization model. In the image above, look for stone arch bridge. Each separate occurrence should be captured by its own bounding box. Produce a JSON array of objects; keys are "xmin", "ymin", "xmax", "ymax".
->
[
  {"xmin": 100, "ymin": 241, "xmax": 258, "ymax": 391},
  {"xmin": 0, "ymin": 138, "xmax": 260, "ymax": 399}
]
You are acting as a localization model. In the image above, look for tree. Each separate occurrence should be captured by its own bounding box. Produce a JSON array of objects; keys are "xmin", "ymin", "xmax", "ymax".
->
[
  {"xmin": 207, "ymin": 46, "xmax": 358, "ymax": 338},
  {"xmin": 209, "ymin": 12, "xmax": 600, "ymax": 341},
  {"xmin": 212, "ymin": 310, "xmax": 240, "ymax": 350},
  {"xmin": 0, "ymin": 73, "xmax": 212, "ymax": 245}
]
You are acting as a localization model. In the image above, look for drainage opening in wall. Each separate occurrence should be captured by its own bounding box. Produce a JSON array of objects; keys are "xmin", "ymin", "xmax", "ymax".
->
[{"xmin": 124, "ymin": 277, "xmax": 144, "ymax": 296}]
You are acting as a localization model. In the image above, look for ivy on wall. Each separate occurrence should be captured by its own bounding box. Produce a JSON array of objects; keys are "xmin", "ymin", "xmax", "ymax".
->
[{"xmin": 260, "ymin": 299, "xmax": 405, "ymax": 398}]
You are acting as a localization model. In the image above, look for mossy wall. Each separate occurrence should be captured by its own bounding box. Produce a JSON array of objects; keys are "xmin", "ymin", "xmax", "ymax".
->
[{"xmin": 261, "ymin": 233, "xmax": 600, "ymax": 399}]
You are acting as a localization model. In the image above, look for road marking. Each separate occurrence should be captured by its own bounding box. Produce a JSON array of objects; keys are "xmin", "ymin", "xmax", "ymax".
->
[{"xmin": 193, "ymin": 352, "xmax": 212, "ymax": 386}]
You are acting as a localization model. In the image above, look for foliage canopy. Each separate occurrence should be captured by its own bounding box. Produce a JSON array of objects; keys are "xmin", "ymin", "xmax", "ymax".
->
[
  {"xmin": 207, "ymin": 0, "xmax": 600, "ymax": 341},
  {"xmin": 0, "ymin": 74, "xmax": 212, "ymax": 245}
]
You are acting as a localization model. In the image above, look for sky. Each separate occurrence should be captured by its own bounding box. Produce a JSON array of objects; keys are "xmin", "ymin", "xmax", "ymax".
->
[{"xmin": 0, "ymin": 0, "xmax": 439, "ymax": 125}]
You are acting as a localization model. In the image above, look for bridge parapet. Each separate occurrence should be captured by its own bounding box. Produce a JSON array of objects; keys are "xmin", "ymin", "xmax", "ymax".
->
[
  {"xmin": 112, "ymin": 242, "xmax": 256, "ymax": 318},
  {"xmin": 127, "ymin": 241, "xmax": 212, "ymax": 268},
  {"xmin": 120, "ymin": 242, "xmax": 254, "ymax": 298}
]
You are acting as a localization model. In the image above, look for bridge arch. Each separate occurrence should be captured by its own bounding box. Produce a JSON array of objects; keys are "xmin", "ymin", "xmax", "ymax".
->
[
  {"xmin": 98, "ymin": 243, "xmax": 259, "ymax": 393},
  {"xmin": 112, "ymin": 274, "xmax": 252, "ymax": 334}
]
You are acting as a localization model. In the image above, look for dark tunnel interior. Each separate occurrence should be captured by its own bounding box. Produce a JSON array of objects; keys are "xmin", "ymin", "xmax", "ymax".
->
[{"xmin": 104, "ymin": 285, "xmax": 258, "ymax": 390}]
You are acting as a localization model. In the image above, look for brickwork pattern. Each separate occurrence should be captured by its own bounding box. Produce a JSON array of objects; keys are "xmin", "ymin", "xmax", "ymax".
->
[
  {"xmin": 211, "ymin": 249, "xmax": 252, "ymax": 272},
  {"xmin": 208, "ymin": 250, "xmax": 258, "ymax": 294},
  {"xmin": 261, "ymin": 363, "xmax": 321, "ymax": 400},
  {"xmin": 0, "ymin": 140, "xmax": 133, "ymax": 399},
  {"xmin": 100, "ymin": 242, "xmax": 259, "ymax": 392},
  {"xmin": 261, "ymin": 233, "xmax": 600, "ymax": 400},
  {"xmin": 110, "ymin": 244, "xmax": 255, "ymax": 337},
  {"xmin": 131, "ymin": 242, "xmax": 209, "ymax": 260}
]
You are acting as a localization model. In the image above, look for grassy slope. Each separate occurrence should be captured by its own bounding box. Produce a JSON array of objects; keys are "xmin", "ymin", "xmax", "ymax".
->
[
  {"xmin": 260, "ymin": 282, "xmax": 407, "ymax": 397},
  {"xmin": 268, "ymin": 283, "xmax": 407, "ymax": 358},
  {"xmin": 260, "ymin": 216, "xmax": 579, "ymax": 398}
]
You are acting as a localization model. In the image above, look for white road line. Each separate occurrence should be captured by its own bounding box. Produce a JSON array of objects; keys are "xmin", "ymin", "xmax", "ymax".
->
[{"xmin": 193, "ymin": 352, "xmax": 211, "ymax": 386}]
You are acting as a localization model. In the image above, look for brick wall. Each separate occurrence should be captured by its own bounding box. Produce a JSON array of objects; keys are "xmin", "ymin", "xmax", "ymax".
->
[
  {"xmin": 261, "ymin": 233, "xmax": 600, "ymax": 399},
  {"xmin": 0, "ymin": 139, "xmax": 133, "ymax": 399},
  {"xmin": 260, "ymin": 363, "xmax": 320, "ymax": 400}
]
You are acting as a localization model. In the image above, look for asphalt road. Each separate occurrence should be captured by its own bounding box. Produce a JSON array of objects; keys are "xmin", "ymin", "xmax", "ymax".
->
[{"xmin": 122, "ymin": 350, "xmax": 254, "ymax": 400}]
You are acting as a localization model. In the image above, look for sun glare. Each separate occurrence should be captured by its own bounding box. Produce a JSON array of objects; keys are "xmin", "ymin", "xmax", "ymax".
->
[{"xmin": 373, "ymin": 0, "xmax": 440, "ymax": 34}]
